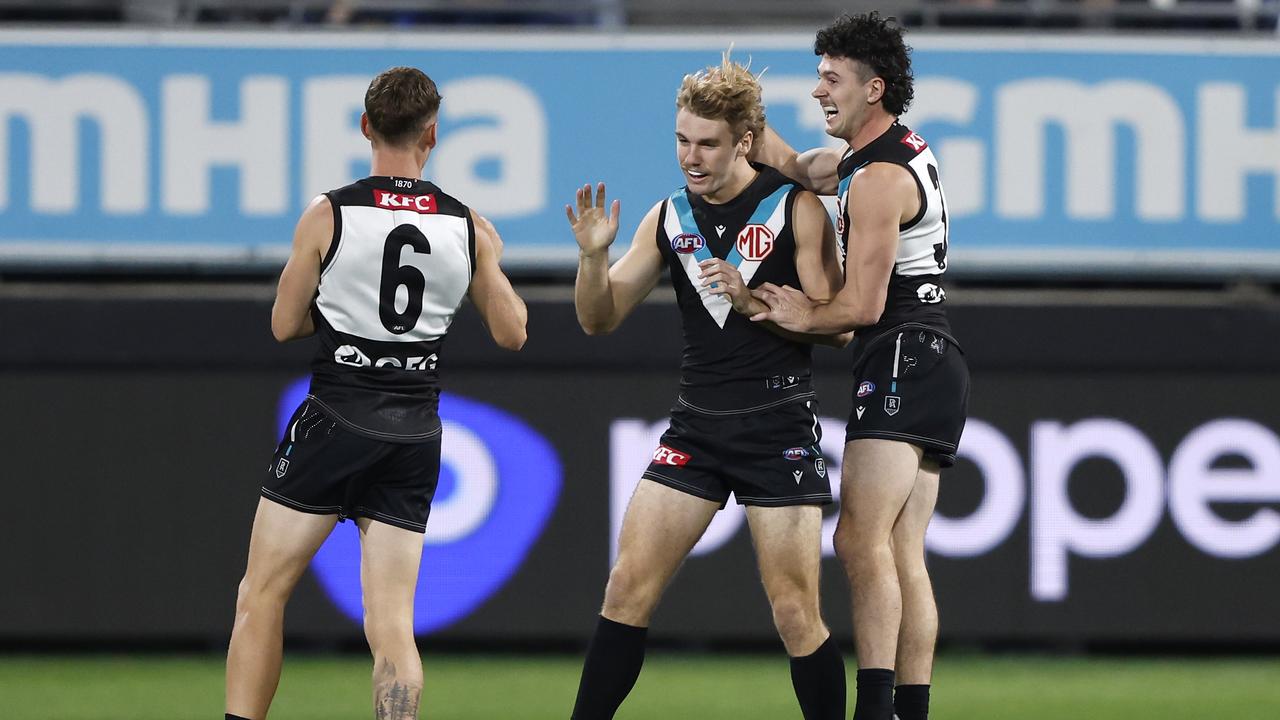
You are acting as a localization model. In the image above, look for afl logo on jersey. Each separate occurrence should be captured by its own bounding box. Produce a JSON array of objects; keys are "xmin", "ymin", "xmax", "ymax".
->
[
  {"xmin": 736, "ymin": 224, "xmax": 775, "ymax": 261},
  {"xmin": 671, "ymin": 233, "xmax": 705, "ymax": 254},
  {"xmin": 374, "ymin": 190, "xmax": 437, "ymax": 214},
  {"xmin": 900, "ymin": 131, "xmax": 928, "ymax": 153}
]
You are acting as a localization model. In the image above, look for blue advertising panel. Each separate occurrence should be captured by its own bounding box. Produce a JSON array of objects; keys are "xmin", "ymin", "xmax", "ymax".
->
[{"xmin": 0, "ymin": 31, "xmax": 1277, "ymax": 275}]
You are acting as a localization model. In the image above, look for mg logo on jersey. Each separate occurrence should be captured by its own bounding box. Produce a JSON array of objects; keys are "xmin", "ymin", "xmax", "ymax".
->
[
  {"xmin": 900, "ymin": 131, "xmax": 928, "ymax": 153},
  {"xmin": 736, "ymin": 224, "xmax": 775, "ymax": 261},
  {"xmin": 374, "ymin": 190, "xmax": 437, "ymax": 214},
  {"xmin": 671, "ymin": 233, "xmax": 705, "ymax": 254},
  {"xmin": 652, "ymin": 445, "xmax": 691, "ymax": 466}
]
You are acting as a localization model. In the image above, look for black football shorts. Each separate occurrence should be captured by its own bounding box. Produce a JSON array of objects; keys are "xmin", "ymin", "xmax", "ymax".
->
[
  {"xmin": 641, "ymin": 399, "xmax": 833, "ymax": 507},
  {"xmin": 845, "ymin": 324, "xmax": 970, "ymax": 467},
  {"xmin": 261, "ymin": 400, "xmax": 440, "ymax": 533}
]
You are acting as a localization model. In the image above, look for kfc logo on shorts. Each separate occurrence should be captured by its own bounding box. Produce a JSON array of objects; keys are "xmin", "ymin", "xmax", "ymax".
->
[
  {"xmin": 671, "ymin": 233, "xmax": 705, "ymax": 254},
  {"xmin": 736, "ymin": 224, "xmax": 774, "ymax": 261},
  {"xmin": 652, "ymin": 445, "xmax": 691, "ymax": 466},
  {"xmin": 857, "ymin": 381, "xmax": 876, "ymax": 398},
  {"xmin": 374, "ymin": 190, "xmax": 437, "ymax": 214},
  {"xmin": 900, "ymin": 131, "xmax": 928, "ymax": 153},
  {"xmin": 783, "ymin": 447, "xmax": 810, "ymax": 461}
]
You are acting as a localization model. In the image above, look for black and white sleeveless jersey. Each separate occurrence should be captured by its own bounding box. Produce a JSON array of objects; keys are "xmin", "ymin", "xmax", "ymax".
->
[
  {"xmin": 306, "ymin": 176, "xmax": 476, "ymax": 441},
  {"xmin": 835, "ymin": 121, "xmax": 953, "ymax": 344},
  {"xmin": 657, "ymin": 164, "xmax": 814, "ymax": 414}
]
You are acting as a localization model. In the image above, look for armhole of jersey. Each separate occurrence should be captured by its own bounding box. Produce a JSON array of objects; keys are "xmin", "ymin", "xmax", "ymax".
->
[
  {"xmin": 899, "ymin": 162, "xmax": 928, "ymax": 232},
  {"xmin": 655, "ymin": 201, "xmax": 669, "ymax": 257},
  {"xmin": 464, "ymin": 208, "xmax": 477, "ymax": 280},
  {"xmin": 319, "ymin": 191, "xmax": 342, "ymax": 273}
]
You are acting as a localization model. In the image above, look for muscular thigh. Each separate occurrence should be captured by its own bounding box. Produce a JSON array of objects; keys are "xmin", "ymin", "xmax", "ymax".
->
[
  {"xmin": 613, "ymin": 479, "xmax": 720, "ymax": 584},
  {"xmin": 839, "ymin": 439, "xmax": 923, "ymax": 541}
]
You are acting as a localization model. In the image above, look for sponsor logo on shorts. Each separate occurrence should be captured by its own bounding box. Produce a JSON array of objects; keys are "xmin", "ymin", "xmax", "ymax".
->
[
  {"xmin": 275, "ymin": 458, "xmax": 290, "ymax": 478},
  {"xmin": 783, "ymin": 447, "xmax": 810, "ymax": 461},
  {"xmin": 671, "ymin": 233, "xmax": 705, "ymax": 254},
  {"xmin": 885, "ymin": 395, "xmax": 902, "ymax": 416},
  {"xmin": 857, "ymin": 380, "xmax": 876, "ymax": 397},
  {"xmin": 856, "ymin": 406, "xmax": 866, "ymax": 420},
  {"xmin": 792, "ymin": 470, "xmax": 804, "ymax": 484},
  {"xmin": 815, "ymin": 457, "xmax": 827, "ymax": 478},
  {"xmin": 917, "ymin": 283, "xmax": 946, "ymax": 304},
  {"xmin": 652, "ymin": 444, "xmax": 691, "ymax": 466}
]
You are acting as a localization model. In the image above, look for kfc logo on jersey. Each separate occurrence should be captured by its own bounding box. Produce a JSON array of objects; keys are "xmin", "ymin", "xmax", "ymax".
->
[
  {"xmin": 900, "ymin": 131, "xmax": 928, "ymax": 153},
  {"xmin": 857, "ymin": 381, "xmax": 876, "ymax": 397},
  {"xmin": 671, "ymin": 233, "xmax": 705, "ymax": 254},
  {"xmin": 784, "ymin": 447, "xmax": 811, "ymax": 461},
  {"xmin": 652, "ymin": 445, "xmax": 691, "ymax": 466},
  {"xmin": 736, "ymin": 224, "xmax": 774, "ymax": 261},
  {"xmin": 374, "ymin": 190, "xmax": 437, "ymax": 214}
]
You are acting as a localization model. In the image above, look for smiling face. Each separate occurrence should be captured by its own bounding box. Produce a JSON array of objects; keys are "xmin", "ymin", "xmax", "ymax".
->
[
  {"xmin": 675, "ymin": 107, "xmax": 752, "ymax": 202},
  {"xmin": 812, "ymin": 54, "xmax": 881, "ymax": 144}
]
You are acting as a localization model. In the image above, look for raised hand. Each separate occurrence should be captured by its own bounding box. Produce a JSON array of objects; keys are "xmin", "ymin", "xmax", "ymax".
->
[{"xmin": 565, "ymin": 182, "xmax": 621, "ymax": 257}]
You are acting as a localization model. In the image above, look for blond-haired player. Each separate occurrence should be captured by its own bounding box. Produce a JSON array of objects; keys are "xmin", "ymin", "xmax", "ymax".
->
[{"xmin": 565, "ymin": 54, "xmax": 850, "ymax": 719}]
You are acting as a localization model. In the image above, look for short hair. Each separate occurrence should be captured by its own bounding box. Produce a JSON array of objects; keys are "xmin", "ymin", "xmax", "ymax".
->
[
  {"xmin": 675, "ymin": 51, "xmax": 766, "ymax": 142},
  {"xmin": 814, "ymin": 12, "xmax": 914, "ymax": 116},
  {"xmin": 364, "ymin": 66, "xmax": 442, "ymax": 146}
]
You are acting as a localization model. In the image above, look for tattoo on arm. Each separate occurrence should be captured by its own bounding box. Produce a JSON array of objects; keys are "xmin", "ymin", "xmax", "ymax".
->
[{"xmin": 373, "ymin": 657, "xmax": 422, "ymax": 720}]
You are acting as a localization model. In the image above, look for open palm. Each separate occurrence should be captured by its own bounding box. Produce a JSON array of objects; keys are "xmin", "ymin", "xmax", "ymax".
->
[{"xmin": 565, "ymin": 182, "xmax": 621, "ymax": 255}]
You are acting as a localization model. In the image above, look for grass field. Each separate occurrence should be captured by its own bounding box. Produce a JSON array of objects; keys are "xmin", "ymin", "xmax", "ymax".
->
[{"xmin": 3, "ymin": 653, "xmax": 1278, "ymax": 719}]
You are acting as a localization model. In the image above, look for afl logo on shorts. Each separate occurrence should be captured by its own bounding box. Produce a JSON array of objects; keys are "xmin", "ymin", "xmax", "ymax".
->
[
  {"xmin": 783, "ymin": 447, "xmax": 810, "ymax": 461},
  {"xmin": 671, "ymin": 233, "xmax": 705, "ymax": 254},
  {"xmin": 857, "ymin": 381, "xmax": 876, "ymax": 397},
  {"xmin": 736, "ymin": 224, "xmax": 775, "ymax": 261}
]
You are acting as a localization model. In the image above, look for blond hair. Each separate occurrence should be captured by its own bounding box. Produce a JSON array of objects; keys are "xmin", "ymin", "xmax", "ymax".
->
[{"xmin": 675, "ymin": 51, "xmax": 766, "ymax": 142}]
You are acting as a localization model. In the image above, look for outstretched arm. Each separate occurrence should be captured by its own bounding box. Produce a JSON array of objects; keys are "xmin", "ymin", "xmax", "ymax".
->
[
  {"xmin": 568, "ymin": 183, "xmax": 664, "ymax": 335},
  {"xmin": 468, "ymin": 211, "xmax": 527, "ymax": 351},
  {"xmin": 752, "ymin": 126, "xmax": 844, "ymax": 196},
  {"xmin": 271, "ymin": 195, "xmax": 331, "ymax": 342}
]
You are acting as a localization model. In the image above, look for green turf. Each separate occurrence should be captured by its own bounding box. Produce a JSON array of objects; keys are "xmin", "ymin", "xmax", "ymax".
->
[{"xmin": 2, "ymin": 653, "xmax": 1277, "ymax": 719}]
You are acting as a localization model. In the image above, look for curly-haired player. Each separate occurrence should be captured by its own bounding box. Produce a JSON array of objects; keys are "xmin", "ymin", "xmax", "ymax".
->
[
  {"xmin": 566, "ymin": 53, "xmax": 850, "ymax": 719},
  {"xmin": 752, "ymin": 13, "xmax": 971, "ymax": 720}
]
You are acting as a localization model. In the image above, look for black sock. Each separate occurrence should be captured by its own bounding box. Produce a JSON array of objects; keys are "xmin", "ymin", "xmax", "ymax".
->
[
  {"xmin": 894, "ymin": 684, "xmax": 930, "ymax": 720},
  {"xmin": 788, "ymin": 635, "xmax": 847, "ymax": 720},
  {"xmin": 852, "ymin": 668, "xmax": 895, "ymax": 720},
  {"xmin": 570, "ymin": 615, "xmax": 648, "ymax": 720},
  {"xmin": 225, "ymin": 715, "xmax": 252, "ymax": 720}
]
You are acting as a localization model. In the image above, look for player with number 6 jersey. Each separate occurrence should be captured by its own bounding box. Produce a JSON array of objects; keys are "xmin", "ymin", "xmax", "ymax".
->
[{"xmin": 224, "ymin": 66, "xmax": 527, "ymax": 720}]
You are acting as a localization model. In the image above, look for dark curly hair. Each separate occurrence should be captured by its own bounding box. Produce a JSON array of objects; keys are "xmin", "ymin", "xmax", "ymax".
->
[{"xmin": 814, "ymin": 12, "xmax": 914, "ymax": 116}]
